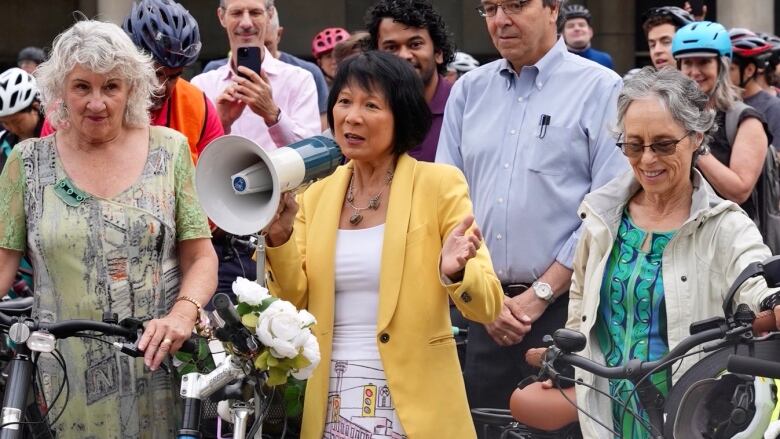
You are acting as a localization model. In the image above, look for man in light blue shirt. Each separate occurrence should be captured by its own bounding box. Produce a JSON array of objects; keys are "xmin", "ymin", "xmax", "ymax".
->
[{"xmin": 436, "ymin": 0, "xmax": 628, "ymax": 417}]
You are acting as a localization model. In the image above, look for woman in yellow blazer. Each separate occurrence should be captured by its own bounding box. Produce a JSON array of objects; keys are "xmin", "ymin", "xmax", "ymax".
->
[{"xmin": 264, "ymin": 52, "xmax": 503, "ymax": 438}]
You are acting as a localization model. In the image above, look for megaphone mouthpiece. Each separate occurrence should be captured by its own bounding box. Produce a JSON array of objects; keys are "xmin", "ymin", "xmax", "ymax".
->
[{"xmin": 231, "ymin": 161, "xmax": 272, "ymax": 194}]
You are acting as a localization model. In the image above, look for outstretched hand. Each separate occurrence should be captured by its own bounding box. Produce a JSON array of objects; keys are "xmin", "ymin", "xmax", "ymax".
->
[{"xmin": 440, "ymin": 215, "xmax": 483, "ymax": 281}]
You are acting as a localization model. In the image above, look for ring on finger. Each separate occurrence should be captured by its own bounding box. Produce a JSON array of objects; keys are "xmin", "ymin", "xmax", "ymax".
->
[
  {"xmin": 161, "ymin": 338, "xmax": 173, "ymax": 347},
  {"xmin": 502, "ymin": 335, "xmax": 509, "ymax": 343}
]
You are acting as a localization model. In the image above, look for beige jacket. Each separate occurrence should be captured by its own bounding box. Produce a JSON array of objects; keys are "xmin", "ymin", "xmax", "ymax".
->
[{"xmin": 566, "ymin": 170, "xmax": 775, "ymax": 438}]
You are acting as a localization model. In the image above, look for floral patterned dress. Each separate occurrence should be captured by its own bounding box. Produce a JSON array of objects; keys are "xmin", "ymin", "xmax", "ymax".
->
[
  {"xmin": 596, "ymin": 212, "xmax": 676, "ymax": 439},
  {"xmin": 0, "ymin": 126, "xmax": 211, "ymax": 438}
]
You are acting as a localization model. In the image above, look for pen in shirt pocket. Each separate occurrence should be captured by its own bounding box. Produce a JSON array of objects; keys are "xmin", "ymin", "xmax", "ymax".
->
[{"xmin": 537, "ymin": 114, "xmax": 551, "ymax": 139}]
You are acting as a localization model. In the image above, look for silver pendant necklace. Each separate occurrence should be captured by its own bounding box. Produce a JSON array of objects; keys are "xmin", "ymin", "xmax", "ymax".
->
[{"xmin": 346, "ymin": 168, "xmax": 394, "ymax": 225}]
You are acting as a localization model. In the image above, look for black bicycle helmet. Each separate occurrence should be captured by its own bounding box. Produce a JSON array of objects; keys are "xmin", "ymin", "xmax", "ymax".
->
[
  {"xmin": 16, "ymin": 47, "xmax": 46, "ymax": 65},
  {"xmin": 123, "ymin": 0, "xmax": 201, "ymax": 68},
  {"xmin": 641, "ymin": 6, "xmax": 694, "ymax": 29},
  {"xmin": 561, "ymin": 4, "xmax": 591, "ymax": 24},
  {"xmin": 673, "ymin": 374, "xmax": 778, "ymax": 439}
]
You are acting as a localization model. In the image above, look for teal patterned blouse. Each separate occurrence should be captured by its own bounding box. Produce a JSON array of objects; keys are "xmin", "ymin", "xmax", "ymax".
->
[{"xmin": 596, "ymin": 211, "xmax": 676, "ymax": 439}]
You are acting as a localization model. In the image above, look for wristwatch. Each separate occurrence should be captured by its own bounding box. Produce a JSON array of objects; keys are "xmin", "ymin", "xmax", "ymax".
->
[{"xmin": 532, "ymin": 281, "xmax": 555, "ymax": 304}]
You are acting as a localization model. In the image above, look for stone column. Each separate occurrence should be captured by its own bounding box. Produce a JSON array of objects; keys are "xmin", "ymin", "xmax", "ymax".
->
[
  {"xmin": 96, "ymin": 0, "xmax": 132, "ymax": 26},
  {"xmin": 588, "ymin": 0, "xmax": 636, "ymax": 75},
  {"xmin": 716, "ymin": 0, "xmax": 774, "ymax": 34}
]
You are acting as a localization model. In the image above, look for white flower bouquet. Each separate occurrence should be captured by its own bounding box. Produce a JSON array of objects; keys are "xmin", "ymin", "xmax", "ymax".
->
[{"xmin": 231, "ymin": 277, "xmax": 321, "ymax": 386}]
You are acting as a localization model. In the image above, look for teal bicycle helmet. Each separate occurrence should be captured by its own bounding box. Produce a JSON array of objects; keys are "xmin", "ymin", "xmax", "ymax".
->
[{"xmin": 672, "ymin": 21, "xmax": 732, "ymax": 59}]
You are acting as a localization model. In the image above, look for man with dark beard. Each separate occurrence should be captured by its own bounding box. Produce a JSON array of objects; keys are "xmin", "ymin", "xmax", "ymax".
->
[{"xmin": 366, "ymin": 0, "xmax": 455, "ymax": 162}]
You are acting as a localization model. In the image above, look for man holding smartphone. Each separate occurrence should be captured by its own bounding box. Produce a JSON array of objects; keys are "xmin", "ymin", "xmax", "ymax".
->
[
  {"xmin": 191, "ymin": 0, "xmax": 320, "ymax": 298},
  {"xmin": 191, "ymin": 0, "xmax": 320, "ymax": 152}
]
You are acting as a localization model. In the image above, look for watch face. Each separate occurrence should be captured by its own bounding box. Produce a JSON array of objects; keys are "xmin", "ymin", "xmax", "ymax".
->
[{"xmin": 534, "ymin": 282, "xmax": 553, "ymax": 300}]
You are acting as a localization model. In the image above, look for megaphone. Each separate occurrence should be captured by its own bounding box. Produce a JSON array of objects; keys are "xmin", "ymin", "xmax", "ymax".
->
[{"xmin": 196, "ymin": 135, "xmax": 343, "ymax": 236}]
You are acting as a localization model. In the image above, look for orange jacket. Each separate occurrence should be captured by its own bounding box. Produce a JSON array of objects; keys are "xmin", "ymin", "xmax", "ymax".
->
[{"xmin": 166, "ymin": 80, "xmax": 208, "ymax": 163}]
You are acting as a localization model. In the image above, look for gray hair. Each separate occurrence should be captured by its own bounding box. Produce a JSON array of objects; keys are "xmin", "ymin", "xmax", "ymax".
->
[
  {"xmin": 711, "ymin": 55, "xmax": 743, "ymax": 112},
  {"xmin": 220, "ymin": 0, "xmax": 274, "ymax": 8},
  {"xmin": 35, "ymin": 19, "xmax": 157, "ymax": 129},
  {"xmin": 269, "ymin": 5, "xmax": 279, "ymax": 29},
  {"xmin": 617, "ymin": 66, "xmax": 716, "ymax": 156}
]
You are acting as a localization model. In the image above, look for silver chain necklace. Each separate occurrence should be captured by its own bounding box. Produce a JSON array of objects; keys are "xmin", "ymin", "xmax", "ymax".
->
[{"xmin": 346, "ymin": 168, "xmax": 394, "ymax": 225}]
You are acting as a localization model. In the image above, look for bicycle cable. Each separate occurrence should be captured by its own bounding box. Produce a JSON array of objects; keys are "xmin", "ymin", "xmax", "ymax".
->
[
  {"xmin": 0, "ymin": 349, "xmax": 69, "ymax": 432},
  {"xmin": 616, "ymin": 346, "xmax": 712, "ymax": 436},
  {"xmin": 41, "ymin": 348, "xmax": 70, "ymax": 429},
  {"xmin": 554, "ymin": 376, "xmax": 622, "ymax": 437}
]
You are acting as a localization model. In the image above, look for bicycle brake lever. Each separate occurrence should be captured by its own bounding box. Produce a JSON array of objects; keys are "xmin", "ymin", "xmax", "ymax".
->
[{"xmin": 112, "ymin": 342, "xmax": 171, "ymax": 374}]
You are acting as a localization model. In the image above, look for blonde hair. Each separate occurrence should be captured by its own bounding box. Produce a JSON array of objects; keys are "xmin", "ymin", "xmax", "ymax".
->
[
  {"xmin": 711, "ymin": 56, "xmax": 743, "ymax": 112},
  {"xmin": 35, "ymin": 19, "xmax": 158, "ymax": 129}
]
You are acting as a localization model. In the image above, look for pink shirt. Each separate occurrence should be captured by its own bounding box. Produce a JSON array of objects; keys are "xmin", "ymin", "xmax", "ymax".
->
[{"xmin": 190, "ymin": 46, "xmax": 321, "ymax": 150}]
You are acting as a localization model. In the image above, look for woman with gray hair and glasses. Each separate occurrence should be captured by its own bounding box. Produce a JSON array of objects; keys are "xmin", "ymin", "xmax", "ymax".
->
[
  {"xmin": 509, "ymin": 67, "xmax": 780, "ymax": 438},
  {"xmin": 0, "ymin": 19, "xmax": 217, "ymax": 437}
]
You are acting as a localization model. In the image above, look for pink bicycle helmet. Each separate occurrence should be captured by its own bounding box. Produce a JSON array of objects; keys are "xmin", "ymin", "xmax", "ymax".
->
[{"xmin": 312, "ymin": 27, "xmax": 350, "ymax": 58}]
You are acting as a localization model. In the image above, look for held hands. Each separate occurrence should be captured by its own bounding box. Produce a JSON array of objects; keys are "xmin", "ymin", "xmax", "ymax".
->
[
  {"xmin": 216, "ymin": 66, "xmax": 279, "ymax": 129},
  {"xmin": 232, "ymin": 66, "xmax": 279, "ymax": 126},
  {"xmin": 138, "ymin": 303, "xmax": 198, "ymax": 371},
  {"xmin": 486, "ymin": 289, "xmax": 549, "ymax": 346},
  {"xmin": 264, "ymin": 192, "xmax": 298, "ymax": 247},
  {"xmin": 440, "ymin": 215, "xmax": 483, "ymax": 280},
  {"xmin": 216, "ymin": 87, "xmax": 246, "ymax": 131}
]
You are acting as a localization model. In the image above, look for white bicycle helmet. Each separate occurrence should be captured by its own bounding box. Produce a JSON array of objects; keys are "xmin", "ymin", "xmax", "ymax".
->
[
  {"xmin": 674, "ymin": 374, "xmax": 779, "ymax": 439},
  {"xmin": 449, "ymin": 52, "xmax": 480, "ymax": 74},
  {"xmin": 0, "ymin": 68, "xmax": 38, "ymax": 117}
]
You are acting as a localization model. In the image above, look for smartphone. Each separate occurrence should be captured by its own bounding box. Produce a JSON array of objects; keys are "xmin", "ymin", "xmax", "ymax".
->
[
  {"xmin": 688, "ymin": 0, "xmax": 704, "ymax": 17},
  {"xmin": 236, "ymin": 46, "xmax": 263, "ymax": 78}
]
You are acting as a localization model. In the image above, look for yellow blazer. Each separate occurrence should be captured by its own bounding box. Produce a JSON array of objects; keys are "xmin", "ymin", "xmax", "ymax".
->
[{"xmin": 266, "ymin": 154, "xmax": 502, "ymax": 439}]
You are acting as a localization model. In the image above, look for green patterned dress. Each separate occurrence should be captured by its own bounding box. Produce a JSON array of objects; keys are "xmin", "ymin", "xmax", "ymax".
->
[
  {"xmin": 596, "ymin": 211, "xmax": 676, "ymax": 439},
  {"xmin": 0, "ymin": 126, "xmax": 211, "ymax": 438}
]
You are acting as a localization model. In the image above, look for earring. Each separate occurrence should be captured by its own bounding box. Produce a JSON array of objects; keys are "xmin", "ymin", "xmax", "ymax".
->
[{"xmin": 58, "ymin": 101, "xmax": 69, "ymax": 122}]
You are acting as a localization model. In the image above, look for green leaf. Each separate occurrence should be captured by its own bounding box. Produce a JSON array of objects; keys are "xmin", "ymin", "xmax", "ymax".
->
[
  {"xmin": 267, "ymin": 354, "xmax": 279, "ymax": 367},
  {"xmin": 236, "ymin": 302, "xmax": 252, "ymax": 316},
  {"xmin": 254, "ymin": 349, "xmax": 270, "ymax": 370},
  {"xmin": 291, "ymin": 354, "xmax": 311, "ymax": 370},
  {"xmin": 178, "ymin": 364, "xmax": 197, "ymax": 375},
  {"xmin": 241, "ymin": 313, "xmax": 258, "ymax": 329},
  {"xmin": 196, "ymin": 338, "xmax": 211, "ymax": 362},
  {"xmin": 267, "ymin": 367, "xmax": 288, "ymax": 386},
  {"xmin": 283, "ymin": 380, "xmax": 306, "ymax": 417},
  {"xmin": 258, "ymin": 297, "xmax": 279, "ymax": 312},
  {"xmin": 174, "ymin": 351, "xmax": 193, "ymax": 362}
]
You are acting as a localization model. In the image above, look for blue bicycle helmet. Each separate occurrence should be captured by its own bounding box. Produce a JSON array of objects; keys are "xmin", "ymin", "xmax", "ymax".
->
[
  {"xmin": 672, "ymin": 21, "xmax": 732, "ymax": 59},
  {"xmin": 123, "ymin": 0, "xmax": 201, "ymax": 68}
]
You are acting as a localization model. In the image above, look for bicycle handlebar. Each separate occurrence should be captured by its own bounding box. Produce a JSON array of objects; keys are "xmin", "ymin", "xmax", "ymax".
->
[
  {"xmin": 544, "ymin": 310, "xmax": 776, "ymax": 381},
  {"xmin": 727, "ymin": 354, "xmax": 780, "ymax": 379},
  {"xmin": 0, "ymin": 310, "xmax": 198, "ymax": 354}
]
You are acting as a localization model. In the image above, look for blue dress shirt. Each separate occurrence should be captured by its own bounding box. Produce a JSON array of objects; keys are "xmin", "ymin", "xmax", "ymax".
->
[{"xmin": 436, "ymin": 38, "xmax": 628, "ymax": 284}]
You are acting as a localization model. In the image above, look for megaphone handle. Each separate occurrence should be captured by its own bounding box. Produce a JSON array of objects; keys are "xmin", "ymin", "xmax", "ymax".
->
[{"xmin": 255, "ymin": 234, "xmax": 267, "ymax": 287}]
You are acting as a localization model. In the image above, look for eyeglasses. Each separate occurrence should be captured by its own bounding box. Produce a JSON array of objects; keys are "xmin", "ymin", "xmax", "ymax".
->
[
  {"xmin": 616, "ymin": 132, "xmax": 693, "ymax": 157},
  {"xmin": 154, "ymin": 32, "xmax": 202, "ymax": 58},
  {"xmin": 476, "ymin": 0, "xmax": 530, "ymax": 18}
]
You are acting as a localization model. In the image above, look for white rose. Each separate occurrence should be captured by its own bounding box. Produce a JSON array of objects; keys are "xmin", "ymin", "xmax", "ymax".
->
[
  {"xmin": 292, "ymin": 333, "xmax": 321, "ymax": 380},
  {"xmin": 263, "ymin": 299, "xmax": 297, "ymax": 316},
  {"xmin": 298, "ymin": 310, "xmax": 317, "ymax": 328},
  {"xmin": 232, "ymin": 277, "xmax": 270, "ymax": 306},
  {"xmin": 256, "ymin": 300, "xmax": 304, "ymax": 359}
]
